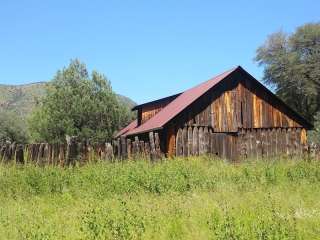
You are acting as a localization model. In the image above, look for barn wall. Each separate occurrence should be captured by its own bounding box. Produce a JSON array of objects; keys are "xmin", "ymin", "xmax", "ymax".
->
[
  {"xmin": 165, "ymin": 74, "xmax": 303, "ymax": 134},
  {"xmin": 174, "ymin": 126, "xmax": 307, "ymax": 160},
  {"xmin": 237, "ymin": 127, "xmax": 307, "ymax": 159},
  {"xmin": 163, "ymin": 73, "xmax": 307, "ymax": 157},
  {"xmin": 140, "ymin": 98, "xmax": 174, "ymax": 125},
  {"xmin": 238, "ymin": 79, "xmax": 302, "ymax": 129},
  {"xmin": 209, "ymin": 81, "xmax": 303, "ymax": 131}
]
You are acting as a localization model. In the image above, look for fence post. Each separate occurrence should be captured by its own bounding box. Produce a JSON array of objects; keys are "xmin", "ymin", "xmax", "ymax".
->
[
  {"xmin": 127, "ymin": 138, "xmax": 131, "ymax": 159},
  {"xmin": 15, "ymin": 144, "xmax": 24, "ymax": 164},
  {"xmin": 66, "ymin": 136, "xmax": 78, "ymax": 166},
  {"xmin": 120, "ymin": 136, "xmax": 127, "ymax": 159},
  {"xmin": 105, "ymin": 142, "xmax": 114, "ymax": 161},
  {"xmin": 154, "ymin": 132, "xmax": 161, "ymax": 159},
  {"xmin": 149, "ymin": 132, "xmax": 156, "ymax": 161},
  {"xmin": 117, "ymin": 138, "xmax": 121, "ymax": 158}
]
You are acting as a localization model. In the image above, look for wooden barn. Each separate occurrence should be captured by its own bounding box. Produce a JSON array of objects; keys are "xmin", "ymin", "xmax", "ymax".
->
[{"xmin": 115, "ymin": 66, "xmax": 312, "ymax": 160}]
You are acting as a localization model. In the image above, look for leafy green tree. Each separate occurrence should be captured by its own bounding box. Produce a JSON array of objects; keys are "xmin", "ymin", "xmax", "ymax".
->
[
  {"xmin": 308, "ymin": 112, "xmax": 320, "ymax": 143},
  {"xmin": 255, "ymin": 23, "xmax": 320, "ymax": 122},
  {"xmin": 28, "ymin": 59, "xmax": 132, "ymax": 143},
  {"xmin": 0, "ymin": 110, "xmax": 29, "ymax": 143}
]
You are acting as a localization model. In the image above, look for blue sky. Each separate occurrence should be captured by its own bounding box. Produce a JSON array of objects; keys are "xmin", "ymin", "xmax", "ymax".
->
[{"xmin": 0, "ymin": 0, "xmax": 319, "ymax": 104}]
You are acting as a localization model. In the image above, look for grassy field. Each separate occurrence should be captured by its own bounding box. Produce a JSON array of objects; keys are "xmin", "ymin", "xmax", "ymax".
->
[{"xmin": 0, "ymin": 157, "xmax": 319, "ymax": 239}]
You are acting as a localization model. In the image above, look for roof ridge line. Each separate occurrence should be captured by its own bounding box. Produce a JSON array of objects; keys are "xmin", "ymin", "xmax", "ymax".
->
[{"xmin": 126, "ymin": 66, "xmax": 239, "ymax": 136}]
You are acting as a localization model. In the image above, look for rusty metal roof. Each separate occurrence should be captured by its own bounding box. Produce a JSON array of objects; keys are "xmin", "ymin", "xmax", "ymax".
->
[
  {"xmin": 125, "ymin": 66, "xmax": 239, "ymax": 136},
  {"xmin": 131, "ymin": 93, "xmax": 182, "ymax": 111}
]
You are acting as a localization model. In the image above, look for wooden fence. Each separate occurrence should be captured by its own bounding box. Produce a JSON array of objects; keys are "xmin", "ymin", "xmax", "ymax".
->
[
  {"xmin": 175, "ymin": 126, "xmax": 317, "ymax": 161},
  {"xmin": 0, "ymin": 130, "xmax": 319, "ymax": 166},
  {"xmin": 0, "ymin": 132, "xmax": 162, "ymax": 165}
]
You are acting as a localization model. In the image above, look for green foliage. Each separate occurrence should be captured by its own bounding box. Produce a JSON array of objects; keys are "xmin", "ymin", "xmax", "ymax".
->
[
  {"xmin": 0, "ymin": 82, "xmax": 46, "ymax": 119},
  {"xmin": 308, "ymin": 112, "xmax": 320, "ymax": 143},
  {"xmin": 255, "ymin": 22, "xmax": 320, "ymax": 123},
  {"xmin": 0, "ymin": 110, "xmax": 29, "ymax": 143},
  {"xmin": 28, "ymin": 59, "xmax": 133, "ymax": 143},
  {"xmin": 0, "ymin": 157, "xmax": 320, "ymax": 239},
  {"xmin": 0, "ymin": 82, "xmax": 135, "ymax": 143},
  {"xmin": 81, "ymin": 200, "xmax": 146, "ymax": 240}
]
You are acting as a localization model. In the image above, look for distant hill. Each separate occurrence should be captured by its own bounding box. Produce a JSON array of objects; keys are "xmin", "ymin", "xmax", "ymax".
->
[{"xmin": 0, "ymin": 82, "xmax": 136, "ymax": 119}]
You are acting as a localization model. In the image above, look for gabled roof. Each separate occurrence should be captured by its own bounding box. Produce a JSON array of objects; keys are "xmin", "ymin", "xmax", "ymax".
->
[
  {"xmin": 116, "ymin": 65, "xmax": 312, "ymax": 138},
  {"xmin": 132, "ymin": 93, "xmax": 182, "ymax": 111},
  {"xmin": 126, "ymin": 66, "xmax": 238, "ymax": 136}
]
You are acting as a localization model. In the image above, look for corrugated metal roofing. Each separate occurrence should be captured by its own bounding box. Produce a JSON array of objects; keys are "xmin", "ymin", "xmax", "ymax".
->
[{"xmin": 125, "ymin": 66, "xmax": 238, "ymax": 136}]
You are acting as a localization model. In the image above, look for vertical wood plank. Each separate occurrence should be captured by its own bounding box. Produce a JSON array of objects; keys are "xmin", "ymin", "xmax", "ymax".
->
[
  {"xmin": 199, "ymin": 127, "xmax": 204, "ymax": 155},
  {"xmin": 192, "ymin": 127, "xmax": 199, "ymax": 155},
  {"xmin": 176, "ymin": 128, "xmax": 183, "ymax": 156},
  {"xmin": 155, "ymin": 132, "xmax": 161, "ymax": 158},
  {"xmin": 149, "ymin": 132, "xmax": 156, "ymax": 160},
  {"xmin": 188, "ymin": 127, "xmax": 193, "ymax": 156},
  {"xmin": 182, "ymin": 127, "xmax": 188, "ymax": 157}
]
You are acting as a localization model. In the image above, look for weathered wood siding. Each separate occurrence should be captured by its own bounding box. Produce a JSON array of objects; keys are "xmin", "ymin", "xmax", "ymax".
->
[
  {"xmin": 166, "ymin": 124, "xmax": 176, "ymax": 157},
  {"xmin": 237, "ymin": 128, "xmax": 307, "ymax": 159},
  {"xmin": 237, "ymin": 79, "xmax": 302, "ymax": 129},
  {"xmin": 140, "ymin": 99, "xmax": 173, "ymax": 125},
  {"xmin": 165, "ymin": 75, "xmax": 303, "ymax": 133},
  {"xmin": 163, "ymin": 73, "xmax": 307, "ymax": 157},
  {"xmin": 174, "ymin": 126, "xmax": 308, "ymax": 160}
]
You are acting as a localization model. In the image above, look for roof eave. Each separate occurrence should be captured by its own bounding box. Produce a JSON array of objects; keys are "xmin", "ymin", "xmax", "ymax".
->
[
  {"xmin": 126, "ymin": 126, "xmax": 163, "ymax": 136},
  {"xmin": 131, "ymin": 93, "xmax": 182, "ymax": 111}
]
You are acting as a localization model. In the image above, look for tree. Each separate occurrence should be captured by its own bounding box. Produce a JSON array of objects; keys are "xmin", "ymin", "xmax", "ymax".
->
[
  {"xmin": 255, "ymin": 23, "xmax": 320, "ymax": 122},
  {"xmin": 28, "ymin": 59, "xmax": 132, "ymax": 143},
  {"xmin": 308, "ymin": 112, "xmax": 320, "ymax": 143},
  {"xmin": 0, "ymin": 110, "xmax": 29, "ymax": 143}
]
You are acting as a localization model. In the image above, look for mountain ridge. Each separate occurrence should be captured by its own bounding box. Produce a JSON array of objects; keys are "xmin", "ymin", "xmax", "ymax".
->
[{"xmin": 0, "ymin": 82, "xmax": 136, "ymax": 119}]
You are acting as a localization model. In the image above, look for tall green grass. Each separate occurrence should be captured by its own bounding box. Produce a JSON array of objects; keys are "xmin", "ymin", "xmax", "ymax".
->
[{"xmin": 0, "ymin": 157, "xmax": 319, "ymax": 239}]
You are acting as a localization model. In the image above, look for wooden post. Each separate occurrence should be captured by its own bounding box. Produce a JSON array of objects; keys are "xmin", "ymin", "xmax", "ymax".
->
[
  {"xmin": 127, "ymin": 138, "xmax": 131, "ymax": 159},
  {"xmin": 176, "ymin": 128, "xmax": 183, "ymax": 156},
  {"xmin": 66, "ymin": 136, "xmax": 78, "ymax": 166},
  {"xmin": 60, "ymin": 143, "xmax": 67, "ymax": 166},
  {"xmin": 140, "ymin": 140, "xmax": 145, "ymax": 158},
  {"xmin": 144, "ymin": 142, "xmax": 150, "ymax": 158},
  {"xmin": 149, "ymin": 132, "xmax": 156, "ymax": 161},
  {"xmin": 44, "ymin": 143, "xmax": 49, "ymax": 164},
  {"xmin": 199, "ymin": 127, "xmax": 204, "ymax": 155},
  {"xmin": 10, "ymin": 142, "xmax": 16, "ymax": 162},
  {"xmin": 188, "ymin": 127, "xmax": 193, "ymax": 156},
  {"xmin": 105, "ymin": 142, "xmax": 114, "ymax": 161},
  {"xmin": 133, "ymin": 136, "xmax": 139, "ymax": 157},
  {"xmin": 15, "ymin": 144, "xmax": 24, "ymax": 164},
  {"xmin": 0, "ymin": 145, "xmax": 4, "ymax": 162},
  {"xmin": 37, "ymin": 143, "xmax": 45, "ymax": 165},
  {"xmin": 192, "ymin": 127, "xmax": 199, "ymax": 155},
  {"xmin": 154, "ymin": 132, "xmax": 161, "ymax": 158},
  {"xmin": 117, "ymin": 138, "xmax": 121, "ymax": 159},
  {"xmin": 203, "ymin": 127, "xmax": 209, "ymax": 154},
  {"xmin": 1, "ymin": 142, "xmax": 10, "ymax": 162},
  {"xmin": 182, "ymin": 127, "xmax": 188, "ymax": 157},
  {"xmin": 120, "ymin": 136, "xmax": 127, "ymax": 159}
]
